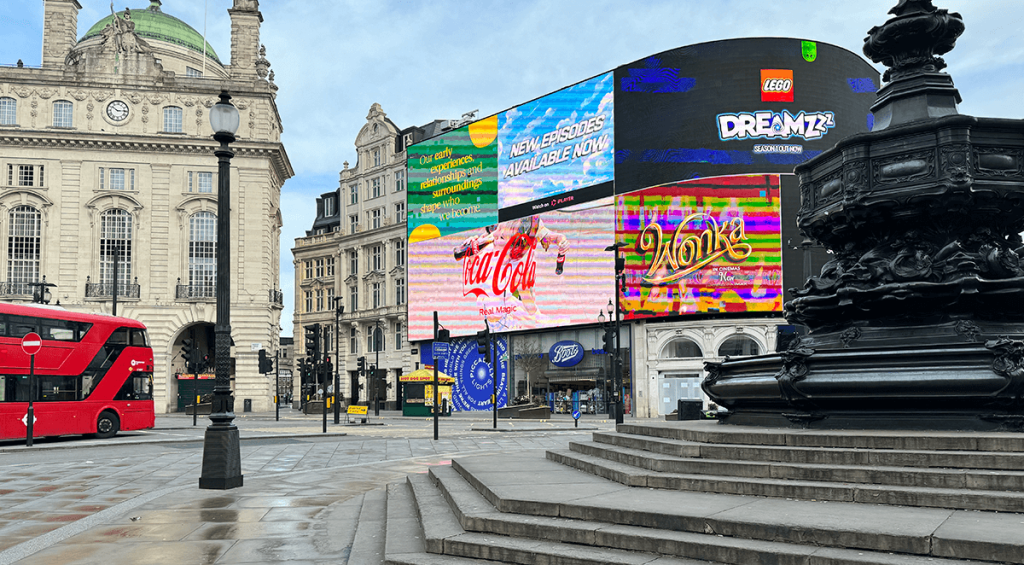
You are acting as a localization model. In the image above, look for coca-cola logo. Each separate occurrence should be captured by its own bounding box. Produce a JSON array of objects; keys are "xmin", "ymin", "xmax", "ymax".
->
[
  {"xmin": 549, "ymin": 340, "xmax": 584, "ymax": 367},
  {"xmin": 461, "ymin": 233, "xmax": 537, "ymax": 298}
]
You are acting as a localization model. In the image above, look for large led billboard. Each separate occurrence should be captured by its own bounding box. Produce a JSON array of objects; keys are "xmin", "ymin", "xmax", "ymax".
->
[
  {"xmin": 616, "ymin": 175, "xmax": 783, "ymax": 320},
  {"xmin": 614, "ymin": 38, "xmax": 878, "ymax": 194},
  {"xmin": 407, "ymin": 117, "xmax": 499, "ymax": 243},
  {"xmin": 498, "ymin": 72, "xmax": 614, "ymax": 211},
  {"xmin": 409, "ymin": 198, "xmax": 615, "ymax": 341}
]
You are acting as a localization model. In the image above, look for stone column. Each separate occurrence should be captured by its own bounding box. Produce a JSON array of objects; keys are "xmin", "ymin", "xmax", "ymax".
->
[
  {"xmin": 228, "ymin": 0, "xmax": 262, "ymax": 78},
  {"xmin": 42, "ymin": 0, "xmax": 81, "ymax": 68}
]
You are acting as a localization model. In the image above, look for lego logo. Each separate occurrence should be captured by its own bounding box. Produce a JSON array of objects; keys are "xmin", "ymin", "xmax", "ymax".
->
[{"xmin": 762, "ymin": 79, "xmax": 792, "ymax": 93}]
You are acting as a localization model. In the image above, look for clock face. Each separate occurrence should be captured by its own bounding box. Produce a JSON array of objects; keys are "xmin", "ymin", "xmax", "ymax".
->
[{"xmin": 106, "ymin": 100, "xmax": 129, "ymax": 122}]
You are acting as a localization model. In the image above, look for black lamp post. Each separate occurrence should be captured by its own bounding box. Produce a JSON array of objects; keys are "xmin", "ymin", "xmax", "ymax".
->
[
  {"xmin": 332, "ymin": 296, "xmax": 344, "ymax": 424},
  {"xmin": 199, "ymin": 91, "xmax": 243, "ymax": 490},
  {"xmin": 29, "ymin": 276, "xmax": 55, "ymax": 304},
  {"xmin": 373, "ymin": 319, "xmax": 382, "ymax": 416},
  {"xmin": 605, "ymin": 243, "xmax": 625, "ymax": 424}
]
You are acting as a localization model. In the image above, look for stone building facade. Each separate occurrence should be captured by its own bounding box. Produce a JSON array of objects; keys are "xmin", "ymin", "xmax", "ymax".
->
[
  {"xmin": 292, "ymin": 104, "xmax": 421, "ymax": 409},
  {"xmin": 0, "ymin": 0, "xmax": 292, "ymax": 413}
]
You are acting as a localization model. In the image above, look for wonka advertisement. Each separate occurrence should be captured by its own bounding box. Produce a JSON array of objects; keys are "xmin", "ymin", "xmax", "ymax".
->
[
  {"xmin": 616, "ymin": 174, "xmax": 783, "ymax": 319},
  {"xmin": 409, "ymin": 197, "xmax": 616, "ymax": 341}
]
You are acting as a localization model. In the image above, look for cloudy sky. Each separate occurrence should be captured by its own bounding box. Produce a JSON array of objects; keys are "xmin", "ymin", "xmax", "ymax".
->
[{"xmin": 1, "ymin": 0, "xmax": 1021, "ymax": 336}]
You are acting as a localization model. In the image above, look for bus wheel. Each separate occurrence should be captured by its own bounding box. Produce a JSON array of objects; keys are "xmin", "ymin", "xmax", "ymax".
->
[{"xmin": 96, "ymin": 412, "xmax": 120, "ymax": 439}]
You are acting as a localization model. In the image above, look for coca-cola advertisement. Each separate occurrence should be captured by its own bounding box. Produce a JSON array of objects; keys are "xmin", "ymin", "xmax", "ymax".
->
[{"xmin": 409, "ymin": 197, "xmax": 615, "ymax": 341}]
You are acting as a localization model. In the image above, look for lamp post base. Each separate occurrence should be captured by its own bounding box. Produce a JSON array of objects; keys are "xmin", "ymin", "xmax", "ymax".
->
[{"xmin": 198, "ymin": 424, "xmax": 243, "ymax": 489}]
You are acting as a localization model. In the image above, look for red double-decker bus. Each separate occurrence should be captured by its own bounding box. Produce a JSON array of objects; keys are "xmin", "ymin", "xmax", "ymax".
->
[{"xmin": 0, "ymin": 303, "xmax": 155, "ymax": 441}]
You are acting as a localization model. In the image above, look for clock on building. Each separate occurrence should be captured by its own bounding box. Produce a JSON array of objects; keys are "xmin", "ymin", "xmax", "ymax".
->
[{"xmin": 106, "ymin": 100, "xmax": 129, "ymax": 122}]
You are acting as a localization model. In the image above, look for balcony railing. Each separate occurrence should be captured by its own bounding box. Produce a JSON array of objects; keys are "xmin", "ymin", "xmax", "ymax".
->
[
  {"xmin": 270, "ymin": 289, "xmax": 284, "ymax": 305},
  {"xmin": 84, "ymin": 276, "xmax": 141, "ymax": 299},
  {"xmin": 176, "ymin": 283, "xmax": 216, "ymax": 300},
  {"xmin": 0, "ymin": 281, "xmax": 34, "ymax": 296}
]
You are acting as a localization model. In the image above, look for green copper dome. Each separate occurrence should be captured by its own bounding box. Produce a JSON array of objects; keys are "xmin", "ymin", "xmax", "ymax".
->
[{"xmin": 81, "ymin": 3, "xmax": 221, "ymax": 64}]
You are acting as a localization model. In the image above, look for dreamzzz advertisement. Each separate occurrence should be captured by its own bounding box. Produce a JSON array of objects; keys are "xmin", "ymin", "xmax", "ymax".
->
[
  {"xmin": 616, "ymin": 175, "xmax": 783, "ymax": 320},
  {"xmin": 408, "ymin": 197, "xmax": 615, "ymax": 341},
  {"xmin": 498, "ymin": 72, "xmax": 614, "ymax": 209},
  {"xmin": 420, "ymin": 336, "xmax": 508, "ymax": 412}
]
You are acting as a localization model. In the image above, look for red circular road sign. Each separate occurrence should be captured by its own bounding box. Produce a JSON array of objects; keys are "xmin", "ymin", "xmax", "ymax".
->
[{"xmin": 21, "ymin": 332, "xmax": 42, "ymax": 356}]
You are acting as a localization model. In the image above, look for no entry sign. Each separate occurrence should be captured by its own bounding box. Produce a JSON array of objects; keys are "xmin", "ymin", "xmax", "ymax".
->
[{"xmin": 21, "ymin": 332, "xmax": 42, "ymax": 356}]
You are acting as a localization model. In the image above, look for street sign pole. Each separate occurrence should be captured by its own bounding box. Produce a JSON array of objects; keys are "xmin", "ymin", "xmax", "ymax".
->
[
  {"xmin": 491, "ymin": 323, "xmax": 497, "ymax": 430},
  {"xmin": 27, "ymin": 353, "xmax": 34, "ymax": 447},
  {"xmin": 275, "ymin": 349, "xmax": 280, "ymax": 422}
]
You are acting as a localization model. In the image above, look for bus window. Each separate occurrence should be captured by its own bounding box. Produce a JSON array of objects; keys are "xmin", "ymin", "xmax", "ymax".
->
[
  {"xmin": 7, "ymin": 315, "xmax": 38, "ymax": 338},
  {"xmin": 108, "ymin": 328, "xmax": 130, "ymax": 345},
  {"xmin": 42, "ymin": 319, "xmax": 77, "ymax": 341},
  {"xmin": 115, "ymin": 373, "xmax": 153, "ymax": 401},
  {"xmin": 130, "ymin": 329, "xmax": 149, "ymax": 347},
  {"xmin": 0, "ymin": 375, "xmax": 29, "ymax": 402}
]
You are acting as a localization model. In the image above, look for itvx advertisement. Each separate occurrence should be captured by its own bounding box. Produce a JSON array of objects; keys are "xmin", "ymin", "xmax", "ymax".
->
[
  {"xmin": 408, "ymin": 198, "xmax": 616, "ymax": 341},
  {"xmin": 616, "ymin": 174, "xmax": 783, "ymax": 320}
]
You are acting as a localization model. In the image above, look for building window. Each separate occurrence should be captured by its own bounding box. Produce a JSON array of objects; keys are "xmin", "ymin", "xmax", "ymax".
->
[
  {"xmin": 371, "ymin": 245, "xmax": 383, "ymax": 271},
  {"xmin": 327, "ymin": 287, "xmax": 335, "ymax": 307},
  {"xmin": 0, "ymin": 97, "xmax": 16, "ymax": 126},
  {"xmin": 371, "ymin": 282, "xmax": 382, "ymax": 308},
  {"xmin": 323, "ymin": 325, "xmax": 333, "ymax": 353},
  {"xmin": 349, "ymin": 285, "xmax": 358, "ymax": 312},
  {"xmin": 52, "ymin": 100, "xmax": 73, "ymax": 128},
  {"xmin": 395, "ymin": 240, "xmax": 405, "ymax": 267},
  {"xmin": 304, "ymin": 261, "xmax": 313, "ymax": 279},
  {"xmin": 185, "ymin": 66, "xmax": 203, "ymax": 77},
  {"xmin": 349, "ymin": 250, "xmax": 358, "ymax": 276},
  {"xmin": 7, "ymin": 206, "xmax": 41, "ymax": 292},
  {"xmin": 718, "ymin": 337, "xmax": 761, "ymax": 357},
  {"xmin": 163, "ymin": 106, "xmax": 183, "ymax": 133},
  {"xmin": 394, "ymin": 170, "xmax": 404, "ymax": 192},
  {"xmin": 349, "ymin": 214, "xmax": 358, "ymax": 234},
  {"xmin": 188, "ymin": 171, "xmax": 213, "ymax": 193},
  {"xmin": 315, "ymin": 258, "xmax": 324, "ymax": 278},
  {"xmin": 304, "ymin": 291, "xmax": 313, "ymax": 313},
  {"xmin": 373, "ymin": 149, "xmax": 381, "ymax": 167},
  {"xmin": 316, "ymin": 289, "xmax": 324, "ymax": 311},
  {"xmin": 395, "ymin": 202, "xmax": 406, "ymax": 224},
  {"xmin": 395, "ymin": 322, "xmax": 403, "ymax": 350},
  {"xmin": 99, "ymin": 209, "xmax": 133, "ymax": 291},
  {"xmin": 367, "ymin": 327, "xmax": 384, "ymax": 352},
  {"xmin": 99, "ymin": 167, "xmax": 134, "ymax": 191},
  {"xmin": 395, "ymin": 278, "xmax": 405, "ymax": 305},
  {"xmin": 326, "ymin": 257, "xmax": 335, "ymax": 277},
  {"xmin": 188, "ymin": 211, "xmax": 217, "ymax": 289},
  {"xmin": 661, "ymin": 339, "xmax": 703, "ymax": 359},
  {"xmin": 349, "ymin": 183, "xmax": 358, "ymax": 205},
  {"xmin": 324, "ymin": 196, "xmax": 336, "ymax": 217},
  {"xmin": 350, "ymin": 327, "xmax": 357, "ymax": 352},
  {"xmin": 371, "ymin": 177, "xmax": 382, "ymax": 198},
  {"xmin": 7, "ymin": 165, "xmax": 44, "ymax": 188},
  {"xmin": 370, "ymin": 208, "xmax": 382, "ymax": 230}
]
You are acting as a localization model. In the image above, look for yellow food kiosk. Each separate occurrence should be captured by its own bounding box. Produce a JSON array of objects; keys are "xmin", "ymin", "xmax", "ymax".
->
[{"xmin": 400, "ymin": 369, "xmax": 454, "ymax": 417}]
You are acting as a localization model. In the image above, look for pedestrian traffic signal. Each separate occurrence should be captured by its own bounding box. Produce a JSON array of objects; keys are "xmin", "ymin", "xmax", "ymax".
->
[
  {"xmin": 258, "ymin": 349, "xmax": 273, "ymax": 374},
  {"xmin": 476, "ymin": 325, "xmax": 490, "ymax": 357},
  {"xmin": 357, "ymin": 356, "xmax": 366, "ymax": 376}
]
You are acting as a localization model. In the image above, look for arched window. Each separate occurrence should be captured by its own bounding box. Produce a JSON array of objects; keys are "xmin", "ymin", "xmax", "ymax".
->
[
  {"xmin": 163, "ymin": 106, "xmax": 183, "ymax": 133},
  {"xmin": 100, "ymin": 209, "xmax": 132, "ymax": 292},
  {"xmin": 7, "ymin": 206, "xmax": 41, "ymax": 294},
  {"xmin": 718, "ymin": 336, "xmax": 761, "ymax": 357},
  {"xmin": 53, "ymin": 100, "xmax": 73, "ymax": 128},
  {"xmin": 189, "ymin": 211, "xmax": 216, "ymax": 292},
  {"xmin": 660, "ymin": 338, "xmax": 703, "ymax": 359},
  {"xmin": 0, "ymin": 97, "xmax": 16, "ymax": 126}
]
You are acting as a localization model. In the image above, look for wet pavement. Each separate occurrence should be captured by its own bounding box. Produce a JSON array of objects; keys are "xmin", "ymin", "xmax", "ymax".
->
[{"xmin": 0, "ymin": 409, "xmax": 618, "ymax": 564}]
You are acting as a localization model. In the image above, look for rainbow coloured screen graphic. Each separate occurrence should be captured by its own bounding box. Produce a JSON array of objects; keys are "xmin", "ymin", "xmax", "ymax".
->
[{"xmin": 616, "ymin": 174, "xmax": 783, "ymax": 320}]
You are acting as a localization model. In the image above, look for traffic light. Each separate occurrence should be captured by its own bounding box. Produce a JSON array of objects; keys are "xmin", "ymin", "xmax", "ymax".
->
[
  {"xmin": 476, "ymin": 325, "xmax": 490, "ymax": 357},
  {"xmin": 602, "ymin": 327, "xmax": 614, "ymax": 353},
  {"xmin": 181, "ymin": 339, "xmax": 195, "ymax": 372},
  {"xmin": 258, "ymin": 349, "xmax": 273, "ymax": 374},
  {"xmin": 304, "ymin": 324, "xmax": 321, "ymax": 362},
  {"xmin": 357, "ymin": 356, "xmax": 366, "ymax": 376}
]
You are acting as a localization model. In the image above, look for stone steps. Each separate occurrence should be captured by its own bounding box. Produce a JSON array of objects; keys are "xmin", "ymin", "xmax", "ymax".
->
[
  {"xmin": 549, "ymin": 446, "xmax": 1024, "ymax": 512},
  {"xmin": 348, "ymin": 486, "xmax": 386, "ymax": 565},
  {"xmin": 576, "ymin": 438, "xmax": 1024, "ymax": 491}
]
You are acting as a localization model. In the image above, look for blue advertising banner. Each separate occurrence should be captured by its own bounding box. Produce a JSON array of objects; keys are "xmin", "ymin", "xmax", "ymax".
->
[{"xmin": 421, "ymin": 335, "xmax": 508, "ymax": 411}]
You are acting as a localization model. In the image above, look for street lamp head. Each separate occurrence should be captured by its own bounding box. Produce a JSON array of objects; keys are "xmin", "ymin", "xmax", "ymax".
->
[
  {"xmin": 598, "ymin": 310, "xmax": 606, "ymax": 324},
  {"xmin": 209, "ymin": 91, "xmax": 239, "ymax": 141},
  {"xmin": 606, "ymin": 299, "xmax": 614, "ymax": 316}
]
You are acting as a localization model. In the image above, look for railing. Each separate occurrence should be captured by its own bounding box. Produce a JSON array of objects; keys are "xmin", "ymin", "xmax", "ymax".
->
[
  {"xmin": 176, "ymin": 284, "xmax": 216, "ymax": 300},
  {"xmin": 85, "ymin": 279, "xmax": 141, "ymax": 299},
  {"xmin": 270, "ymin": 289, "xmax": 284, "ymax": 305},
  {"xmin": 0, "ymin": 281, "xmax": 33, "ymax": 296}
]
